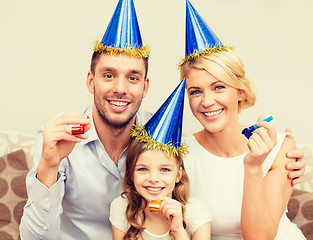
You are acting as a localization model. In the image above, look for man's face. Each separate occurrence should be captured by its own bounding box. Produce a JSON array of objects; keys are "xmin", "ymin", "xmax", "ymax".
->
[{"xmin": 87, "ymin": 54, "xmax": 149, "ymax": 128}]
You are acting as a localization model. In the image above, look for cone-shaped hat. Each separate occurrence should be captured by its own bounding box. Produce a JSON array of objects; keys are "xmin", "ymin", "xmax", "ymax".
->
[
  {"xmin": 131, "ymin": 79, "xmax": 188, "ymax": 158},
  {"xmin": 180, "ymin": 0, "xmax": 233, "ymax": 67},
  {"xmin": 94, "ymin": 0, "xmax": 150, "ymax": 58}
]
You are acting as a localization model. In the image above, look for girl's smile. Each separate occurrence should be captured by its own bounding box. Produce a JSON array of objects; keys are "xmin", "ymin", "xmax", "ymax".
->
[{"xmin": 133, "ymin": 150, "xmax": 182, "ymax": 202}]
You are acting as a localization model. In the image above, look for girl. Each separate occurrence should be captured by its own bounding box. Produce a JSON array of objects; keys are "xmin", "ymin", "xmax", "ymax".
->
[
  {"xmin": 109, "ymin": 80, "xmax": 211, "ymax": 240},
  {"xmin": 179, "ymin": 1, "xmax": 306, "ymax": 239}
]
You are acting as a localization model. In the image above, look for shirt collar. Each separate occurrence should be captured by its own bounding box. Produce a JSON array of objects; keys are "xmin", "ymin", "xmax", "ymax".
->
[{"xmin": 80, "ymin": 106, "xmax": 150, "ymax": 146}]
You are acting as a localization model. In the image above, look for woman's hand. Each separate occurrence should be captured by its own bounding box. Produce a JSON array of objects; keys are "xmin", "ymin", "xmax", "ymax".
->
[{"xmin": 244, "ymin": 116, "xmax": 277, "ymax": 168}]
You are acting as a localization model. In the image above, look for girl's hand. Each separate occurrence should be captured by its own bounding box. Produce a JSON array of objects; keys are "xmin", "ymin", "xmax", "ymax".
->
[
  {"xmin": 154, "ymin": 196, "xmax": 187, "ymax": 237},
  {"xmin": 244, "ymin": 116, "xmax": 277, "ymax": 168}
]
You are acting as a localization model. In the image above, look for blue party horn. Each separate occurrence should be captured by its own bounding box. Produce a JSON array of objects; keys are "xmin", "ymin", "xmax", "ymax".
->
[{"xmin": 241, "ymin": 116, "xmax": 273, "ymax": 139}]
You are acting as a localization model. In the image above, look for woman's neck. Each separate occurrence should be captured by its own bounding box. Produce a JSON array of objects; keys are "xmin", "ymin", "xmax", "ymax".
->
[{"xmin": 195, "ymin": 121, "xmax": 249, "ymax": 158}]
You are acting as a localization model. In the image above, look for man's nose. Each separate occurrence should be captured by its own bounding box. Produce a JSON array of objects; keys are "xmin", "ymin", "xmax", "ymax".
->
[{"xmin": 112, "ymin": 78, "xmax": 127, "ymax": 95}]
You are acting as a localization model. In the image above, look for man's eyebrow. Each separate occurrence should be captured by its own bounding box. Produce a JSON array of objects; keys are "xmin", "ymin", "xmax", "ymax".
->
[
  {"xmin": 98, "ymin": 67, "xmax": 116, "ymax": 73},
  {"xmin": 129, "ymin": 69, "xmax": 144, "ymax": 76}
]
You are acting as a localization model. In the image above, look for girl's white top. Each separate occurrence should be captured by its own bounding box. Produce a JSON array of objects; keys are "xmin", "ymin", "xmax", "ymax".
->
[{"xmin": 110, "ymin": 196, "xmax": 211, "ymax": 240}]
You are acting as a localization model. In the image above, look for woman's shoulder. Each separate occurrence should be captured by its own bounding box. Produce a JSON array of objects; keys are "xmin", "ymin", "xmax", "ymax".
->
[{"xmin": 184, "ymin": 198, "xmax": 212, "ymax": 235}]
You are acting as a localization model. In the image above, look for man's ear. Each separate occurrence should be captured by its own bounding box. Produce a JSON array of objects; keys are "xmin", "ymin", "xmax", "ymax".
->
[
  {"xmin": 176, "ymin": 167, "xmax": 183, "ymax": 183},
  {"xmin": 87, "ymin": 71, "xmax": 95, "ymax": 94},
  {"xmin": 142, "ymin": 77, "xmax": 150, "ymax": 98}
]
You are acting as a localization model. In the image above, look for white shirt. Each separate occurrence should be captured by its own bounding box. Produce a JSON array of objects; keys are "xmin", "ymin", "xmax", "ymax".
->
[{"xmin": 20, "ymin": 105, "xmax": 152, "ymax": 240}]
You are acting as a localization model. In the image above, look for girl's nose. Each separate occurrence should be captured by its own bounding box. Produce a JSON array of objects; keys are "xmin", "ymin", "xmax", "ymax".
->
[{"xmin": 148, "ymin": 171, "xmax": 159, "ymax": 183}]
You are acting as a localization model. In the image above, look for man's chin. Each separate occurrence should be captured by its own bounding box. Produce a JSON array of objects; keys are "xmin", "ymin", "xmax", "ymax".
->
[{"xmin": 101, "ymin": 115, "xmax": 135, "ymax": 129}]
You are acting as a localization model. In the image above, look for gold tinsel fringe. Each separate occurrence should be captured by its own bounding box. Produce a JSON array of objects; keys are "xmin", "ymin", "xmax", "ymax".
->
[
  {"xmin": 94, "ymin": 41, "xmax": 150, "ymax": 58},
  {"xmin": 131, "ymin": 124, "xmax": 189, "ymax": 158},
  {"xmin": 178, "ymin": 45, "xmax": 234, "ymax": 68}
]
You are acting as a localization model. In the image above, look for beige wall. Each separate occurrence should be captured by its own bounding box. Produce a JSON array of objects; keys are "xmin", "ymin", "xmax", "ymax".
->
[{"xmin": 1, "ymin": 0, "xmax": 312, "ymax": 145}]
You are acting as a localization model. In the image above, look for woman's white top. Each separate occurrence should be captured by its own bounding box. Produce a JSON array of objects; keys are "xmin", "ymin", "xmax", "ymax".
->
[
  {"xmin": 110, "ymin": 196, "xmax": 211, "ymax": 240},
  {"xmin": 183, "ymin": 133, "xmax": 305, "ymax": 240}
]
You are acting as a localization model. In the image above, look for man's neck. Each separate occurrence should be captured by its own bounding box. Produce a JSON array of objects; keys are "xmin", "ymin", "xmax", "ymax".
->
[{"xmin": 93, "ymin": 110, "xmax": 136, "ymax": 165}]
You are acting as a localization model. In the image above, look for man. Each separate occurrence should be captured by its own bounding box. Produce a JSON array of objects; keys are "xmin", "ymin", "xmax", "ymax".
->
[
  {"xmin": 20, "ymin": 0, "xmax": 151, "ymax": 239},
  {"xmin": 20, "ymin": 0, "xmax": 305, "ymax": 239}
]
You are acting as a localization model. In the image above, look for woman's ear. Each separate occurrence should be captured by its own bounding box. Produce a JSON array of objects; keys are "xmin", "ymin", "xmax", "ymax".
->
[
  {"xmin": 238, "ymin": 89, "xmax": 247, "ymax": 101},
  {"xmin": 176, "ymin": 167, "xmax": 183, "ymax": 183}
]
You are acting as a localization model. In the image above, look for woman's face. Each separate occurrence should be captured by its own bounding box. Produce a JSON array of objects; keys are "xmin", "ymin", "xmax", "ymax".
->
[{"xmin": 185, "ymin": 68, "xmax": 246, "ymax": 133}]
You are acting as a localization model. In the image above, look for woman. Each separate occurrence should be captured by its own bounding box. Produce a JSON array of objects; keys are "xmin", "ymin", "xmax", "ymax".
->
[{"xmin": 180, "ymin": 1, "xmax": 306, "ymax": 239}]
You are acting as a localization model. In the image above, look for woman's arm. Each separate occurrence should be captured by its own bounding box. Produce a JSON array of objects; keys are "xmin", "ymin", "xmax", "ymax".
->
[
  {"xmin": 112, "ymin": 226, "xmax": 125, "ymax": 240},
  {"xmin": 241, "ymin": 121, "xmax": 295, "ymax": 239}
]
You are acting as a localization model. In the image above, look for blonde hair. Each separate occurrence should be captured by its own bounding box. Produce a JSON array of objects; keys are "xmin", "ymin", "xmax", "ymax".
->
[
  {"xmin": 122, "ymin": 138, "xmax": 190, "ymax": 239},
  {"xmin": 180, "ymin": 51, "xmax": 256, "ymax": 111}
]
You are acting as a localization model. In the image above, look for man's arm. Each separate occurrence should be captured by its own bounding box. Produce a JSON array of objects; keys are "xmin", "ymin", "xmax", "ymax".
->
[
  {"xmin": 20, "ymin": 130, "xmax": 65, "ymax": 239},
  {"xmin": 20, "ymin": 113, "xmax": 90, "ymax": 239}
]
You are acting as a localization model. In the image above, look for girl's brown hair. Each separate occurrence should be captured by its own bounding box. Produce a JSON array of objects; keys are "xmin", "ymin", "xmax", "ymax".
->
[{"xmin": 122, "ymin": 138, "xmax": 190, "ymax": 239}]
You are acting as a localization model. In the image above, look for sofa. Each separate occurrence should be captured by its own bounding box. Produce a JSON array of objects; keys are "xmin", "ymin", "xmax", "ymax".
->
[{"xmin": 0, "ymin": 130, "xmax": 312, "ymax": 240}]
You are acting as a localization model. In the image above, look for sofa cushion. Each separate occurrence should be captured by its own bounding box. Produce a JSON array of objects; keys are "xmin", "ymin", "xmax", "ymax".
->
[
  {"xmin": 287, "ymin": 189, "xmax": 313, "ymax": 239},
  {"xmin": 0, "ymin": 149, "xmax": 29, "ymax": 240},
  {"xmin": 0, "ymin": 131, "xmax": 36, "ymax": 170}
]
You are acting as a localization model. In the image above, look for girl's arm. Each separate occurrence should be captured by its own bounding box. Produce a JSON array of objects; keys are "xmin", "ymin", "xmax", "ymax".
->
[
  {"xmin": 241, "ymin": 120, "xmax": 295, "ymax": 239},
  {"xmin": 112, "ymin": 225, "xmax": 125, "ymax": 240},
  {"xmin": 192, "ymin": 222, "xmax": 211, "ymax": 240}
]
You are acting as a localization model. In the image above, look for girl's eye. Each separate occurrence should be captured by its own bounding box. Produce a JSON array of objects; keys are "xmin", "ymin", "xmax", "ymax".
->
[
  {"xmin": 160, "ymin": 168, "xmax": 170, "ymax": 173},
  {"xmin": 137, "ymin": 168, "xmax": 147, "ymax": 172},
  {"xmin": 189, "ymin": 90, "xmax": 201, "ymax": 96}
]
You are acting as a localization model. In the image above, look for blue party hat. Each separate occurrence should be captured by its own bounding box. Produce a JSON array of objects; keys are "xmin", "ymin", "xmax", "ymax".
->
[
  {"xmin": 180, "ymin": 0, "xmax": 233, "ymax": 67},
  {"xmin": 94, "ymin": 0, "xmax": 150, "ymax": 58},
  {"xmin": 131, "ymin": 79, "xmax": 188, "ymax": 158}
]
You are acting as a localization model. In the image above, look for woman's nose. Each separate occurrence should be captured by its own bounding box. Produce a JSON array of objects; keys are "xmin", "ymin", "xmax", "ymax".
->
[{"xmin": 202, "ymin": 92, "xmax": 215, "ymax": 107}]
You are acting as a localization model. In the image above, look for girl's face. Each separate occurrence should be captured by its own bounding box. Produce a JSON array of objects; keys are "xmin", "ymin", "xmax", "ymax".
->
[
  {"xmin": 185, "ymin": 68, "xmax": 246, "ymax": 133},
  {"xmin": 133, "ymin": 150, "xmax": 182, "ymax": 202}
]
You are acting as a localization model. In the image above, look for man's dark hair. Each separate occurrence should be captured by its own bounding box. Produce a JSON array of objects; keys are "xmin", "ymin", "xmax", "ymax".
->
[{"xmin": 90, "ymin": 52, "xmax": 149, "ymax": 79}]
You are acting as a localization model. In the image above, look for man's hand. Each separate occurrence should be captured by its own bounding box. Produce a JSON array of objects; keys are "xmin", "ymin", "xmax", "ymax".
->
[
  {"xmin": 37, "ymin": 113, "xmax": 91, "ymax": 188},
  {"xmin": 284, "ymin": 128, "xmax": 306, "ymax": 186}
]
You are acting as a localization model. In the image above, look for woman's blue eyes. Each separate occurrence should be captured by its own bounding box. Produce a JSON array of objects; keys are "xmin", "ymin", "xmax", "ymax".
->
[
  {"xmin": 190, "ymin": 90, "xmax": 201, "ymax": 95},
  {"xmin": 161, "ymin": 168, "xmax": 170, "ymax": 172},
  {"xmin": 215, "ymin": 85, "xmax": 225, "ymax": 90},
  {"xmin": 190, "ymin": 85, "xmax": 225, "ymax": 95}
]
